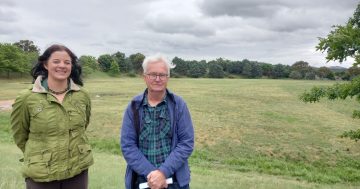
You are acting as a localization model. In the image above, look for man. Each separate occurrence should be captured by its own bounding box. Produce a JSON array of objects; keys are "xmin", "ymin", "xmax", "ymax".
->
[{"xmin": 121, "ymin": 54, "xmax": 194, "ymax": 189}]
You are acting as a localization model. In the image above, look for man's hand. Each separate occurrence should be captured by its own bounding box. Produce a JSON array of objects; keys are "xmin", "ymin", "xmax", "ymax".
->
[{"xmin": 147, "ymin": 170, "xmax": 167, "ymax": 189}]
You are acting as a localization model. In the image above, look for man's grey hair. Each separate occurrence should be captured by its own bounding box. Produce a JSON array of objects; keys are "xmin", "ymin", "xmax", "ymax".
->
[{"xmin": 142, "ymin": 54, "xmax": 176, "ymax": 76}]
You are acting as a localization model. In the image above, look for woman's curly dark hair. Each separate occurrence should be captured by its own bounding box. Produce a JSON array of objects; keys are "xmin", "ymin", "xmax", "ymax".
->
[{"xmin": 31, "ymin": 44, "xmax": 83, "ymax": 86}]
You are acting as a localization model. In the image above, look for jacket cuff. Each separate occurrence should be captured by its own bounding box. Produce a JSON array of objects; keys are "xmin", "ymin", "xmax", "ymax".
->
[
  {"xmin": 158, "ymin": 166, "xmax": 171, "ymax": 178},
  {"xmin": 144, "ymin": 167, "xmax": 155, "ymax": 177}
]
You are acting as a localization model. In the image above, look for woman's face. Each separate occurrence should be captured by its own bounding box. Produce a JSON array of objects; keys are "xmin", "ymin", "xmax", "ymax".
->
[{"xmin": 44, "ymin": 50, "xmax": 72, "ymax": 82}]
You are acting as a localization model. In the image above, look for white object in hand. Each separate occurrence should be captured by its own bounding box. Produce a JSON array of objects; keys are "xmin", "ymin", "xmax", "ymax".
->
[{"xmin": 139, "ymin": 178, "xmax": 173, "ymax": 189}]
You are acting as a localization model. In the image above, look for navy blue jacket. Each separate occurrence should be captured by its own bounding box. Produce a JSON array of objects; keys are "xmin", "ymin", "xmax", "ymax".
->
[{"xmin": 121, "ymin": 89, "xmax": 194, "ymax": 189}]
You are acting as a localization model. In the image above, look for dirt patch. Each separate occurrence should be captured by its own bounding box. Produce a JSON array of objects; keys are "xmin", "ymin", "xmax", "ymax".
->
[{"xmin": 0, "ymin": 100, "xmax": 14, "ymax": 111}]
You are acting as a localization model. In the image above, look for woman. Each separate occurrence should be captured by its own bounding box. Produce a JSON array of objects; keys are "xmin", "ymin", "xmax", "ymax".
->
[{"xmin": 10, "ymin": 44, "xmax": 93, "ymax": 189}]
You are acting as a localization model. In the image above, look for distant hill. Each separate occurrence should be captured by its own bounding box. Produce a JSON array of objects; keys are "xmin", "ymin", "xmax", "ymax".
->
[{"xmin": 328, "ymin": 66, "xmax": 347, "ymax": 72}]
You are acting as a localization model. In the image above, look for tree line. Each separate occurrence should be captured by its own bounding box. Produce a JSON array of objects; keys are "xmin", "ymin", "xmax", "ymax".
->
[{"xmin": 1, "ymin": 40, "xmax": 359, "ymax": 80}]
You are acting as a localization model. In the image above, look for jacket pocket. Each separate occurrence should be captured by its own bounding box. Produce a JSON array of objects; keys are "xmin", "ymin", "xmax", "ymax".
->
[
  {"xmin": 28, "ymin": 102, "xmax": 57, "ymax": 133},
  {"xmin": 23, "ymin": 152, "xmax": 52, "ymax": 179},
  {"xmin": 29, "ymin": 104, "xmax": 46, "ymax": 130},
  {"xmin": 29, "ymin": 104, "xmax": 43, "ymax": 117},
  {"xmin": 78, "ymin": 144, "xmax": 93, "ymax": 169}
]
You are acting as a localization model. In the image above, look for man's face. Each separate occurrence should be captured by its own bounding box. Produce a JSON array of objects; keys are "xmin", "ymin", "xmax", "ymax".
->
[{"xmin": 143, "ymin": 61, "xmax": 169, "ymax": 93}]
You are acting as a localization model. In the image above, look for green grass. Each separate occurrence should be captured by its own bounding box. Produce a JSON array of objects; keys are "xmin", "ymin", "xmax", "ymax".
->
[
  {"xmin": 0, "ymin": 112, "xmax": 12, "ymax": 143},
  {"xmin": 1, "ymin": 78, "xmax": 360, "ymax": 188},
  {"xmin": 0, "ymin": 143, "xmax": 358, "ymax": 189}
]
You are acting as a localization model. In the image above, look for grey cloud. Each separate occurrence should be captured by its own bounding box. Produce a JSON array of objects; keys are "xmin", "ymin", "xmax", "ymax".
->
[
  {"xmin": 0, "ymin": 0, "xmax": 18, "ymax": 22},
  {"xmin": 199, "ymin": 0, "xmax": 285, "ymax": 18},
  {"xmin": 88, "ymin": 42, "xmax": 104, "ymax": 47},
  {"xmin": 0, "ymin": 26, "xmax": 13, "ymax": 35},
  {"xmin": 0, "ymin": 9, "xmax": 17, "ymax": 22},
  {"xmin": 267, "ymin": 8, "xmax": 322, "ymax": 32},
  {"xmin": 160, "ymin": 35, "xmax": 213, "ymax": 51},
  {"xmin": 105, "ymin": 30, "xmax": 215, "ymax": 56},
  {"xmin": 1, "ymin": 0, "xmax": 357, "ymax": 68},
  {"xmin": 278, "ymin": 0, "xmax": 358, "ymax": 9},
  {"xmin": 0, "ymin": 0, "xmax": 15, "ymax": 6},
  {"xmin": 144, "ymin": 12, "xmax": 215, "ymax": 37},
  {"xmin": 200, "ymin": 1, "xmax": 356, "ymax": 34},
  {"xmin": 0, "ymin": 24, "xmax": 20, "ymax": 35},
  {"xmin": 68, "ymin": 20, "xmax": 91, "ymax": 28},
  {"xmin": 199, "ymin": 0, "xmax": 359, "ymax": 19}
]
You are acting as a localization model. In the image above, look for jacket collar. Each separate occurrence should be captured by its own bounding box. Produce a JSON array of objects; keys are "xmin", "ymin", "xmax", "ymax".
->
[{"xmin": 32, "ymin": 75, "xmax": 80, "ymax": 93}]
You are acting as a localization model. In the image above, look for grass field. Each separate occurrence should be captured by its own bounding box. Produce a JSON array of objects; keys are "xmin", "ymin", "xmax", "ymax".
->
[{"xmin": 1, "ymin": 77, "xmax": 360, "ymax": 188}]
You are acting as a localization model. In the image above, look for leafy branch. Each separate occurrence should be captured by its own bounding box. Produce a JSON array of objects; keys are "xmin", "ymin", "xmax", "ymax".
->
[{"xmin": 300, "ymin": 77, "xmax": 360, "ymax": 140}]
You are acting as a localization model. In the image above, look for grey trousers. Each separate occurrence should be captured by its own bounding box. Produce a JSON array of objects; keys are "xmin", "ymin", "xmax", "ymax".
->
[{"xmin": 25, "ymin": 169, "xmax": 88, "ymax": 189}]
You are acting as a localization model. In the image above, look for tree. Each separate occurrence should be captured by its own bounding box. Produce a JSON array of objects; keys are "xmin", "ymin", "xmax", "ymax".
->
[
  {"xmin": 289, "ymin": 70, "xmax": 302, "ymax": 79},
  {"xmin": 304, "ymin": 71, "xmax": 316, "ymax": 80},
  {"xmin": 79, "ymin": 55, "xmax": 97, "ymax": 70},
  {"xmin": 188, "ymin": 60, "xmax": 207, "ymax": 78},
  {"xmin": 347, "ymin": 66, "xmax": 360, "ymax": 79},
  {"xmin": 172, "ymin": 57, "xmax": 188, "ymax": 76},
  {"xmin": 260, "ymin": 63, "xmax": 273, "ymax": 77},
  {"xmin": 79, "ymin": 55, "xmax": 97, "ymax": 76},
  {"xmin": 129, "ymin": 53, "xmax": 145, "ymax": 74},
  {"xmin": 335, "ymin": 71, "xmax": 351, "ymax": 80},
  {"xmin": 317, "ymin": 5, "xmax": 360, "ymax": 66},
  {"xmin": 227, "ymin": 61, "xmax": 243, "ymax": 75},
  {"xmin": 13, "ymin": 40, "xmax": 40, "ymax": 54},
  {"xmin": 13, "ymin": 40, "xmax": 40, "ymax": 75},
  {"xmin": 108, "ymin": 60, "xmax": 120, "ymax": 76},
  {"xmin": 24, "ymin": 52, "xmax": 38, "ymax": 75},
  {"xmin": 198, "ymin": 60, "xmax": 208, "ymax": 77},
  {"xmin": 214, "ymin": 58, "xmax": 229, "ymax": 73},
  {"xmin": 301, "ymin": 3, "xmax": 360, "ymax": 141},
  {"xmin": 250, "ymin": 63, "xmax": 263, "ymax": 78},
  {"xmin": 317, "ymin": 67, "xmax": 335, "ymax": 80},
  {"xmin": 0, "ymin": 43, "xmax": 27, "ymax": 78},
  {"xmin": 208, "ymin": 63, "xmax": 224, "ymax": 78},
  {"xmin": 98, "ymin": 54, "xmax": 113, "ymax": 72},
  {"xmin": 291, "ymin": 61, "xmax": 312, "ymax": 79},
  {"xmin": 124, "ymin": 58, "xmax": 135, "ymax": 75},
  {"xmin": 271, "ymin": 64, "xmax": 290, "ymax": 79},
  {"xmin": 241, "ymin": 60, "xmax": 252, "ymax": 77},
  {"xmin": 112, "ymin": 51, "xmax": 130, "ymax": 73}
]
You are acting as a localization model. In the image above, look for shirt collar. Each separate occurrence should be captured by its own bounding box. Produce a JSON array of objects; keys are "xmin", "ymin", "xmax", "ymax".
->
[
  {"xmin": 143, "ymin": 90, "xmax": 168, "ymax": 107},
  {"xmin": 32, "ymin": 75, "xmax": 81, "ymax": 93}
]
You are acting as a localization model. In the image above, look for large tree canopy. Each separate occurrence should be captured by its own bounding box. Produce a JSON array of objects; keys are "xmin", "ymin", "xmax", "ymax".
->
[
  {"xmin": 0, "ymin": 43, "xmax": 28, "ymax": 78},
  {"xmin": 13, "ymin": 40, "xmax": 40, "ymax": 54},
  {"xmin": 129, "ymin": 53, "xmax": 145, "ymax": 74},
  {"xmin": 112, "ymin": 51, "xmax": 129, "ymax": 73},
  {"xmin": 98, "ymin": 54, "xmax": 113, "ymax": 72},
  {"xmin": 301, "ymin": 3, "xmax": 360, "ymax": 141},
  {"xmin": 317, "ymin": 4, "xmax": 360, "ymax": 66}
]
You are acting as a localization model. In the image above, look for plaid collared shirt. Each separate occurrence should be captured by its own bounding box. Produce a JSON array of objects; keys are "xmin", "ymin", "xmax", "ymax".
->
[{"xmin": 139, "ymin": 94, "xmax": 172, "ymax": 168}]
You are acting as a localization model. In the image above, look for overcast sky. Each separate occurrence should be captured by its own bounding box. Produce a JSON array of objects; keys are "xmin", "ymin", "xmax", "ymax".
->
[{"xmin": 0, "ymin": 0, "xmax": 358, "ymax": 67}]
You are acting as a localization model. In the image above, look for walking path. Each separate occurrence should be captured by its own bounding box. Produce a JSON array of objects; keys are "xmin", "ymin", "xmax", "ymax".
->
[{"xmin": 0, "ymin": 100, "xmax": 14, "ymax": 111}]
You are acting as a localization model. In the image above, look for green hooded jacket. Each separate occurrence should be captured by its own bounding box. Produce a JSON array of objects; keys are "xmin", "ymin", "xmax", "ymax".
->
[{"xmin": 10, "ymin": 76, "xmax": 94, "ymax": 182}]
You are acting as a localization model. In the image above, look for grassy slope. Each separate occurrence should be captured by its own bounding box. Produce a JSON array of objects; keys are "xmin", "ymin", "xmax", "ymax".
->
[{"xmin": 1, "ymin": 77, "xmax": 360, "ymax": 188}]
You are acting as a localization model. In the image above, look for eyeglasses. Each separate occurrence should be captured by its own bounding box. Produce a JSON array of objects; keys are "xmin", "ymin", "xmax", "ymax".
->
[{"xmin": 145, "ymin": 73, "xmax": 169, "ymax": 80}]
